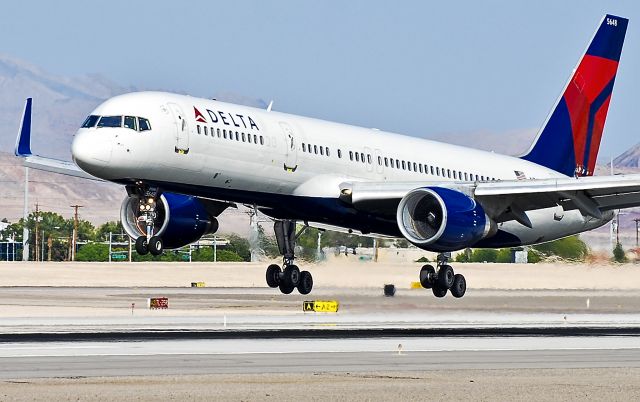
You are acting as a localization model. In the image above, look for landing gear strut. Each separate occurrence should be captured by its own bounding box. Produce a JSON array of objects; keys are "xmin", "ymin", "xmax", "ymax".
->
[
  {"xmin": 128, "ymin": 184, "xmax": 163, "ymax": 256},
  {"xmin": 419, "ymin": 252, "xmax": 466, "ymax": 298},
  {"xmin": 265, "ymin": 220, "xmax": 313, "ymax": 295}
]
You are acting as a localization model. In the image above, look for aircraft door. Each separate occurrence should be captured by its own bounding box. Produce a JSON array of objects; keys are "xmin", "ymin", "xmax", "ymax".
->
[
  {"xmin": 374, "ymin": 149, "xmax": 383, "ymax": 174},
  {"xmin": 364, "ymin": 147, "xmax": 374, "ymax": 173},
  {"xmin": 168, "ymin": 103, "xmax": 189, "ymax": 153},
  {"xmin": 279, "ymin": 121, "xmax": 298, "ymax": 172}
]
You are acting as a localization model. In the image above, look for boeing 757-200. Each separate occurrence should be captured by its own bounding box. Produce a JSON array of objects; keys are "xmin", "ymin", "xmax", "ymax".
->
[{"xmin": 16, "ymin": 15, "xmax": 638, "ymax": 298}]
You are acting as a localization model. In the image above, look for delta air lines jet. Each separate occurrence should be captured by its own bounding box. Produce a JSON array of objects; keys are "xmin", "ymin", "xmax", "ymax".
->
[{"xmin": 15, "ymin": 15, "xmax": 637, "ymax": 298}]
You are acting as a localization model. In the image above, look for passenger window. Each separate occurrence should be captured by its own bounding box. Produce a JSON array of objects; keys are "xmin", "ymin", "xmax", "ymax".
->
[
  {"xmin": 254, "ymin": 135, "xmax": 257, "ymax": 143},
  {"xmin": 97, "ymin": 116, "xmax": 122, "ymax": 128},
  {"xmin": 367, "ymin": 154, "xmax": 371, "ymax": 164},
  {"xmin": 384, "ymin": 157, "xmax": 389, "ymax": 167},
  {"xmin": 355, "ymin": 152, "xmax": 359, "ymax": 162},
  {"xmin": 430, "ymin": 166, "xmax": 434, "ymax": 175},
  {"xmin": 418, "ymin": 164, "xmax": 423, "ymax": 173},
  {"xmin": 196, "ymin": 125, "xmax": 201, "ymax": 134},
  {"xmin": 464, "ymin": 172, "xmax": 468, "ymax": 181},
  {"xmin": 453, "ymin": 171, "xmax": 457, "ymax": 179},
  {"xmin": 124, "ymin": 116, "xmax": 137, "ymax": 130},
  {"xmin": 223, "ymin": 130, "xmax": 227, "ymax": 139},
  {"xmin": 326, "ymin": 147, "xmax": 330, "ymax": 157},
  {"xmin": 314, "ymin": 145, "xmax": 318, "ymax": 154},
  {"xmin": 247, "ymin": 133, "xmax": 252, "ymax": 143},
  {"xmin": 205, "ymin": 126, "xmax": 209, "ymax": 136},
  {"xmin": 436, "ymin": 167, "xmax": 440, "ymax": 176},
  {"xmin": 81, "ymin": 115, "xmax": 100, "ymax": 128},
  {"xmin": 260, "ymin": 136, "xmax": 264, "ymax": 145},
  {"xmin": 390, "ymin": 159, "xmax": 395, "ymax": 168},
  {"xmin": 378, "ymin": 156, "xmax": 382, "ymax": 165},
  {"xmin": 338, "ymin": 149, "xmax": 342, "ymax": 158},
  {"xmin": 407, "ymin": 161, "xmax": 412, "ymax": 171},
  {"xmin": 402, "ymin": 161, "xmax": 406, "ymax": 170},
  {"xmin": 235, "ymin": 132, "xmax": 239, "ymax": 141},
  {"xmin": 320, "ymin": 146, "xmax": 324, "ymax": 156},
  {"xmin": 302, "ymin": 143, "xmax": 306, "ymax": 152},
  {"xmin": 447, "ymin": 169, "xmax": 451, "ymax": 178},
  {"xmin": 242, "ymin": 132, "xmax": 246, "ymax": 142},
  {"xmin": 349, "ymin": 151, "xmax": 354, "ymax": 161}
]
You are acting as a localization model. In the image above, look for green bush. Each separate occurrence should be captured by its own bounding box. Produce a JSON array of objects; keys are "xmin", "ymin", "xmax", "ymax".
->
[
  {"xmin": 532, "ymin": 236, "xmax": 589, "ymax": 261},
  {"xmin": 469, "ymin": 248, "xmax": 498, "ymax": 263},
  {"xmin": 415, "ymin": 256, "xmax": 430, "ymax": 263},
  {"xmin": 215, "ymin": 249, "xmax": 244, "ymax": 262},
  {"xmin": 75, "ymin": 243, "xmax": 109, "ymax": 262},
  {"xmin": 612, "ymin": 243, "xmax": 627, "ymax": 263}
]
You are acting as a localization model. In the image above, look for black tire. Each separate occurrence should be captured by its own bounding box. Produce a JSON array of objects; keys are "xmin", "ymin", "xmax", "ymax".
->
[
  {"xmin": 266, "ymin": 264, "xmax": 281, "ymax": 288},
  {"xmin": 450, "ymin": 274, "xmax": 466, "ymax": 298},
  {"xmin": 279, "ymin": 282, "xmax": 295, "ymax": 294},
  {"xmin": 432, "ymin": 286, "xmax": 447, "ymax": 298},
  {"xmin": 148, "ymin": 236, "xmax": 163, "ymax": 256},
  {"xmin": 437, "ymin": 265, "xmax": 455, "ymax": 289},
  {"xmin": 282, "ymin": 265, "xmax": 300, "ymax": 287},
  {"xmin": 297, "ymin": 271, "xmax": 313, "ymax": 295},
  {"xmin": 135, "ymin": 236, "xmax": 148, "ymax": 255},
  {"xmin": 420, "ymin": 264, "xmax": 436, "ymax": 288}
]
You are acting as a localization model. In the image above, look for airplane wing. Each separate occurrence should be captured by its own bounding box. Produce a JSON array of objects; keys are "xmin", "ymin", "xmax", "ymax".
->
[
  {"xmin": 14, "ymin": 98, "xmax": 102, "ymax": 181},
  {"xmin": 339, "ymin": 174, "xmax": 640, "ymax": 228}
]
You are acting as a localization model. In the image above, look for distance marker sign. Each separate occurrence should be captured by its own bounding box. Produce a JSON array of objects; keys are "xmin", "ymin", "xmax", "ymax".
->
[{"xmin": 303, "ymin": 300, "xmax": 339, "ymax": 313}]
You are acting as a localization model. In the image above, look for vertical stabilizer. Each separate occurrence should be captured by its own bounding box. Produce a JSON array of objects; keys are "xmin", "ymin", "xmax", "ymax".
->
[{"xmin": 521, "ymin": 15, "xmax": 627, "ymax": 176}]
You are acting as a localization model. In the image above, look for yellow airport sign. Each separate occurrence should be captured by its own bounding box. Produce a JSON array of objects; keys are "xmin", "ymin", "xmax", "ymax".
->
[
  {"xmin": 410, "ymin": 281, "xmax": 422, "ymax": 289},
  {"xmin": 303, "ymin": 300, "xmax": 339, "ymax": 313},
  {"xmin": 191, "ymin": 282, "xmax": 206, "ymax": 287}
]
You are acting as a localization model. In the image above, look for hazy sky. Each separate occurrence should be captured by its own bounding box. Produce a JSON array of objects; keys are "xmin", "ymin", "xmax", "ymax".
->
[{"xmin": 2, "ymin": 1, "xmax": 639, "ymax": 160}]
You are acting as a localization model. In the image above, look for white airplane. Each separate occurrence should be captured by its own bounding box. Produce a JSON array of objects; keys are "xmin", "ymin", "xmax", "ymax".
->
[{"xmin": 15, "ymin": 14, "xmax": 639, "ymax": 298}]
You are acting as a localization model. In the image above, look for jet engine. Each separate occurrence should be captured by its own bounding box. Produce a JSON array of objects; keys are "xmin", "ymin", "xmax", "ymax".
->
[
  {"xmin": 396, "ymin": 187, "xmax": 495, "ymax": 251},
  {"xmin": 120, "ymin": 192, "xmax": 218, "ymax": 249}
]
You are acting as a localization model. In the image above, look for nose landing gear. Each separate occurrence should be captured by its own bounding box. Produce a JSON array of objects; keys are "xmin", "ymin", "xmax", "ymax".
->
[
  {"xmin": 419, "ymin": 253, "xmax": 466, "ymax": 298},
  {"xmin": 129, "ymin": 185, "xmax": 164, "ymax": 256},
  {"xmin": 265, "ymin": 220, "xmax": 314, "ymax": 295}
]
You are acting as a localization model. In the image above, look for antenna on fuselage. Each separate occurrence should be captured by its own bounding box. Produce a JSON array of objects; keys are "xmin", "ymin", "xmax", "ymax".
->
[{"xmin": 267, "ymin": 100, "xmax": 273, "ymax": 112}]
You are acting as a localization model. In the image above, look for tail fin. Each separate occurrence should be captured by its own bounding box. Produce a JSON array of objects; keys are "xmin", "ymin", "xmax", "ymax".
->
[
  {"xmin": 521, "ymin": 14, "xmax": 628, "ymax": 176},
  {"xmin": 15, "ymin": 97, "xmax": 33, "ymax": 156}
]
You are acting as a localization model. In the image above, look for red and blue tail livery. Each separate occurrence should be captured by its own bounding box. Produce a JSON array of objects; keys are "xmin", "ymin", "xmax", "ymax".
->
[{"xmin": 522, "ymin": 14, "xmax": 628, "ymax": 177}]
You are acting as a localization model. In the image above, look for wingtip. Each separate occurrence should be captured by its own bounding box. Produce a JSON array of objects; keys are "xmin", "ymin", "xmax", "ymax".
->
[{"xmin": 15, "ymin": 97, "xmax": 33, "ymax": 157}]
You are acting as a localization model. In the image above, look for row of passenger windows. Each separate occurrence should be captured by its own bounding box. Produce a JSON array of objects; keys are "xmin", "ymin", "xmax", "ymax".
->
[
  {"xmin": 196, "ymin": 122, "xmax": 496, "ymax": 181},
  {"xmin": 81, "ymin": 115, "xmax": 151, "ymax": 131},
  {"xmin": 196, "ymin": 124, "xmax": 265, "ymax": 145},
  {"xmin": 302, "ymin": 143, "xmax": 331, "ymax": 157}
]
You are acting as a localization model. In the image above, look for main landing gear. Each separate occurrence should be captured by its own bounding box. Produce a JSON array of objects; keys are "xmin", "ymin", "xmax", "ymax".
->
[
  {"xmin": 130, "ymin": 185, "xmax": 163, "ymax": 256},
  {"xmin": 265, "ymin": 220, "xmax": 313, "ymax": 295},
  {"xmin": 419, "ymin": 253, "xmax": 466, "ymax": 298}
]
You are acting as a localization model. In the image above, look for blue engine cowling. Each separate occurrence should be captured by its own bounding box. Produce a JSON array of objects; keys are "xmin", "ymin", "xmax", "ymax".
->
[
  {"xmin": 396, "ymin": 187, "xmax": 494, "ymax": 252},
  {"xmin": 120, "ymin": 192, "xmax": 218, "ymax": 249}
]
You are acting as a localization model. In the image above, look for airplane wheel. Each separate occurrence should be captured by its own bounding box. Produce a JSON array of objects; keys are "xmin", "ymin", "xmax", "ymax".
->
[
  {"xmin": 279, "ymin": 282, "xmax": 295, "ymax": 294},
  {"xmin": 432, "ymin": 286, "xmax": 447, "ymax": 298},
  {"xmin": 420, "ymin": 264, "xmax": 436, "ymax": 289},
  {"xmin": 148, "ymin": 236, "xmax": 163, "ymax": 256},
  {"xmin": 450, "ymin": 274, "xmax": 466, "ymax": 298},
  {"xmin": 282, "ymin": 265, "xmax": 300, "ymax": 287},
  {"xmin": 437, "ymin": 265, "xmax": 455, "ymax": 289},
  {"xmin": 297, "ymin": 271, "xmax": 313, "ymax": 295},
  {"xmin": 266, "ymin": 264, "xmax": 281, "ymax": 288},
  {"xmin": 135, "ymin": 236, "xmax": 148, "ymax": 255}
]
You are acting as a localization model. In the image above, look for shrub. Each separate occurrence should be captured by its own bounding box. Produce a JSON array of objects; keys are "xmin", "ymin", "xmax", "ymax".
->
[
  {"xmin": 75, "ymin": 243, "xmax": 109, "ymax": 262},
  {"xmin": 612, "ymin": 243, "xmax": 627, "ymax": 263}
]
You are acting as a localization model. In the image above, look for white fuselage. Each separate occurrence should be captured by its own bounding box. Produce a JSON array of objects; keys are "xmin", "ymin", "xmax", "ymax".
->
[{"xmin": 71, "ymin": 91, "xmax": 611, "ymax": 249}]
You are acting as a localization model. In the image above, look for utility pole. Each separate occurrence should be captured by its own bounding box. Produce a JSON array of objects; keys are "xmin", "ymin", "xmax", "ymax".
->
[
  {"xmin": 22, "ymin": 167, "xmax": 29, "ymax": 261},
  {"xmin": 634, "ymin": 218, "xmax": 640, "ymax": 248},
  {"xmin": 70, "ymin": 205, "xmax": 83, "ymax": 261},
  {"xmin": 34, "ymin": 203, "xmax": 39, "ymax": 262}
]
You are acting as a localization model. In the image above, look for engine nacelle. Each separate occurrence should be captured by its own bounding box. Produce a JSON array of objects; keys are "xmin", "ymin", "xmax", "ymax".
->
[
  {"xmin": 396, "ymin": 187, "xmax": 494, "ymax": 251},
  {"xmin": 120, "ymin": 192, "xmax": 218, "ymax": 249}
]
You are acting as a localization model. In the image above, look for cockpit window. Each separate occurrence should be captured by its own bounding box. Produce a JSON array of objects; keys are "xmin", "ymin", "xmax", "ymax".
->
[
  {"xmin": 124, "ymin": 116, "xmax": 137, "ymax": 131},
  {"xmin": 81, "ymin": 115, "xmax": 100, "ymax": 128},
  {"xmin": 138, "ymin": 117, "xmax": 151, "ymax": 131},
  {"xmin": 97, "ymin": 116, "xmax": 122, "ymax": 128}
]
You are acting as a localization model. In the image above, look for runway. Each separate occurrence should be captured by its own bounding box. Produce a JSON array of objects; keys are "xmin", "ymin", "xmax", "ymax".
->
[
  {"xmin": 0, "ymin": 335, "xmax": 639, "ymax": 379},
  {"xmin": 0, "ymin": 270, "xmax": 639, "ymax": 399}
]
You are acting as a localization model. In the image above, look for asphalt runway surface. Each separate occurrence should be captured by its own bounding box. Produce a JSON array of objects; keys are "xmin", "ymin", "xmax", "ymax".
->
[{"xmin": 0, "ymin": 285, "xmax": 639, "ymax": 400}]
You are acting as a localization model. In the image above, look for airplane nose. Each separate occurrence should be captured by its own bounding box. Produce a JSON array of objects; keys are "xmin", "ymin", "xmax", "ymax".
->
[{"xmin": 71, "ymin": 130, "xmax": 113, "ymax": 174}]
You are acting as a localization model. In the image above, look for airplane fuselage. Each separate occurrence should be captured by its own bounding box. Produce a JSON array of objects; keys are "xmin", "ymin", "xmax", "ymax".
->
[{"xmin": 71, "ymin": 91, "xmax": 612, "ymax": 250}]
